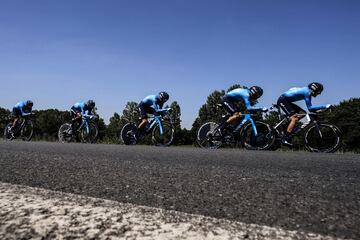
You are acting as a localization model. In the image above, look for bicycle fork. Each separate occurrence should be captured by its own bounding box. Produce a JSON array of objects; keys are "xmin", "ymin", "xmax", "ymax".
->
[
  {"xmin": 151, "ymin": 117, "xmax": 163, "ymax": 135},
  {"xmin": 235, "ymin": 114, "xmax": 258, "ymax": 136},
  {"xmin": 314, "ymin": 122, "xmax": 323, "ymax": 139},
  {"xmin": 79, "ymin": 119, "xmax": 90, "ymax": 135}
]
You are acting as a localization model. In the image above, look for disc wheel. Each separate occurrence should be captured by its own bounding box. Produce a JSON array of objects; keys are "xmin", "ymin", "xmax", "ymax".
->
[
  {"xmin": 120, "ymin": 123, "xmax": 137, "ymax": 145},
  {"xmin": 152, "ymin": 121, "xmax": 174, "ymax": 146},
  {"xmin": 3, "ymin": 123, "xmax": 13, "ymax": 140},
  {"xmin": 304, "ymin": 123, "xmax": 342, "ymax": 153},
  {"xmin": 58, "ymin": 123, "xmax": 74, "ymax": 143},
  {"xmin": 197, "ymin": 122, "xmax": 223, "ymax": 149}
]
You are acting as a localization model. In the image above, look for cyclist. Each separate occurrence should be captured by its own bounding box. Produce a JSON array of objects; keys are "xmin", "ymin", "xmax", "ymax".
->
[
  {"xmin": 137, "ymin": 91, "xmax": 169, "ymax": 139},
  {"xmin": 10, "ymin": 100, "xmax": 33, "ymax": 135},
  {"xmin": 71, "ymin": 100, "xmax": 96, "ymax": 131},
  {"xmin": 277, "ymin": 82, "xmax": 331, "ymax": 146},
  {"xmin": 218, "ymin": 86, "xmax": 266, "ymax": 133}
]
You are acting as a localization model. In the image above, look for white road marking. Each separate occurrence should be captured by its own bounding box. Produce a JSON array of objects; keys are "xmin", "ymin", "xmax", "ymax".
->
[{"xmin": 0, "ymin": 182, "xmax": 345, "ymax": 240}]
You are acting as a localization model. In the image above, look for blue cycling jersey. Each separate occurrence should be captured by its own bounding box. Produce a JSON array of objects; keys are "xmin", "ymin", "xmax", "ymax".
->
[
  {"xmin": 72, "ymin": 102, "xmax": 92, "ymax": 116},
  {"xmin": 282, "ymin": 87, "xmax": 326, "ymax": 111},
  {"xmin": 141, "ymin": 94, "xmax": 163, "ymax": 111},
  {"xmin": 225, "ymin": 88, "xmax": 262, "ymax": 111},
  {"xmin": 14, "ymin": 101, "xmax": 32, "ymax": 117}
]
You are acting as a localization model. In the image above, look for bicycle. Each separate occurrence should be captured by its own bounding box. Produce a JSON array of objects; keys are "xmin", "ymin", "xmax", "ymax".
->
[
  {"xmin": 120, "ymin": 108, "xmax": 174, "ymax": 146},
  {"xmin": 3, "ymin": 115, "xmax": 34, "ymax": 141},
  {"xmin": 268, "ymin": 104, "xmax": 342, "ymax": 153},
  {"xmin": 58, "ymin": 115, "xmax": 99, "ymax": 143},
  {"xmin": 197, "ymin": 106, "xmax": 274, "ymax": 150}
]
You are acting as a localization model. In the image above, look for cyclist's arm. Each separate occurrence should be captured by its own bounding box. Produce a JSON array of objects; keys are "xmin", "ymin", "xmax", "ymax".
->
[
  {"xmin": 152, "ymin": 100, "xmax": 160, "ymax": 111},
  {"xmin": 244, "ymin": 98, "xmax": 263, "ymax": 112},
  {"xmin": 305, "ymin": 95, "xmax": 327, "ymax": 112},
  {"xmin": 20, "ymin": 106, "xmax": 31, "ymax": 117},
  {"xmin": 157, "ymin": 102, "xmax": 164, "ymax": 110},
  {"xmin": 80, "ymin": 106, "xmax": 88, "ymax": 117}
]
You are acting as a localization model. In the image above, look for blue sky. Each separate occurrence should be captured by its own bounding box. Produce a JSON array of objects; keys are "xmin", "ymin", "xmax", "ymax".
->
[{"xmin": 0, "ymin": 0, "xmax": 359, "ymax": 128}]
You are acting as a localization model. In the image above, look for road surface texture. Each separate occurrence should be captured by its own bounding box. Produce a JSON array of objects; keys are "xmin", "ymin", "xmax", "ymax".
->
[{"xmin": 0, "ymin": 141, "xmax": 359, "ymax": 239}]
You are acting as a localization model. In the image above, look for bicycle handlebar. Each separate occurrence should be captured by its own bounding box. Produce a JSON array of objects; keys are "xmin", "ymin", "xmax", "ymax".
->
[
  {"xmin": 82, "ymin": 115, "xmax": 98, "ymax": 120},
  {"xmin": 156, "ymin": 108, "xmax": 172, "ymax": 115}
]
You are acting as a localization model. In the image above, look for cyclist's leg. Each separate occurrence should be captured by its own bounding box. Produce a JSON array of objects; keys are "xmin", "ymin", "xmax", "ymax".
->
[
  {"xmin": 138, "ymin": 102, "xmax": 148, "ymax": 130},
  {"xmin": 137, "ymin": 103, "xmax": 155, "ymax": 139},
  {"xmin": 71, "ymin": 107, "xmax": 82, "ymax": 130},
  {"xmin": 278, "ymin": 96, "xmax": 301, "ymax": 145},
  {"xmin": 223, "ymin": 97, "xmax": 241, "ymax": 122},
  {"xmin": 287, "ymin": 105, "xmax": 305, "ymax": 134},
  {"xmin": 11, "ymin": 108, "xmax": 21, "ymax": 131},
  {"xmin": 219, "ymin": 96, "xmax": 240, "ymax": 131}
]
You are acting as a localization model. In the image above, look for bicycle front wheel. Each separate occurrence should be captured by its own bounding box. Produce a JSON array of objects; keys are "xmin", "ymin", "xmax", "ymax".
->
[
  {"xmin": 240, "ymin": 121, "xmax": 274, "ymax": 150},
  {"xmin": 80, "ymin": 122, "xmax": 98, "ymax": 143},
  {"xmin": 152, "ymin": 121, "xmax": 174, "ymax": 146},
  {"xmin": 196, "ymin": 122, "xmax": 223, "ymax": 149},
  {"xmin": 304, "ymin": 123, "xmax": 342, "ymax": 153},
  {"xmin": 21, "ymin": 121, "xmax": 34, "ymax": 141}
]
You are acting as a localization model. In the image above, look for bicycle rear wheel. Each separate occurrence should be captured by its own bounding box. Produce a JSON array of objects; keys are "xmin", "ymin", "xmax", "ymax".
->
[
  {"xmin": 120, "ymin": 123, "xmax": 137, "ymax": 145},
  {"xmin": 240, "ymin": 121, "xmax": 274, "ymax": 150},
  {"xmin": 80, "ymin": 122, "xmax": 98, "ymax": 143},
  {"xmin": 152, "ymin": 121, "xmax": 174, "ymax": 146},
  {"xmin": 304, "ymin": 123, "xmax": 341, "ymax": 153},
  {"xmin": 3, "ymin": 123, "xmax": 13, "ymax": 140},
  {"xmin": 197, "ymin": 122, "xmax": 223, "ymax": 149},
  {"xmin": 21, "ymin": 120, "xmax": 33, "ymax": 141},
  {"xmin": 58, "ymin": 123, "xmax": 74, "ymax": 143}
]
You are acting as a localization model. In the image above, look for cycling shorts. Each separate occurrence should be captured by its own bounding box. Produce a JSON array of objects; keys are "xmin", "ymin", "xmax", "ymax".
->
[
  {"xmin": 277, "ymin": 95, "xmax": 305, "ymax": 116},
  {"xmin": 139, "ymin": 102, "xmax": 156, "ymax": 119},
  {"xmin": 220, "ymin": 96, "xmax": 241, "ymax": 114}
]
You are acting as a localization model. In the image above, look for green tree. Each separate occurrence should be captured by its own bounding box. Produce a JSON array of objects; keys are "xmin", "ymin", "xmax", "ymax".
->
[
  {"xmin": 0, "ymin": 107, "xmax": 11, "ymax": 133},
  {"xmin": 119, "ymin": 101, "xmax": 139, "ymax": 125},
  {"xmin": 96, "ymin": 117, "xmax": 107, "ymax": 141},
  {"xmin": 227, "ymin": 84, "xmax": 243, "ymax": 92},
  {"xmin": 169, "ymin": 101, "xmax": 181, "ymax": 145},
  {"xmin": 104, "ymin": 112, "xmax": 122, "ymax": 143},
  {"xmin": 323, "ymin": 98, "xmax": 360, "ymax": 152},
  {"xmin": 32, "ymin": 109, "xmax": 72, "ymax": 141}
]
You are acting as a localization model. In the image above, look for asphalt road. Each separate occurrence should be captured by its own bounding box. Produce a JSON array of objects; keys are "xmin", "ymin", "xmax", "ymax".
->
[{"xmin": 0, "ymin": 141, "xmax": 359, "ymax": 239}]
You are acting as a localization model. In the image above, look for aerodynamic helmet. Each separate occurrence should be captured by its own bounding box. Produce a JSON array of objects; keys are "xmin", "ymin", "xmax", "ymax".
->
[
  {"xmin": 26, "ymin": 100, "xmax": 33, "ymax": 107},
  {"xmin": 249, "ymin": 86, "xmax": 263, "ymax": 99},
  {"xmin": 308, "ymin": 82, "xmax": 324, "ymax": 95},
  {"xmin": 158, "ymin": 91, "xmax": 169, "ymax": 102},
  {"xmin": 87, "ymin": 99, "xmax": 96, "ymax": 108}
]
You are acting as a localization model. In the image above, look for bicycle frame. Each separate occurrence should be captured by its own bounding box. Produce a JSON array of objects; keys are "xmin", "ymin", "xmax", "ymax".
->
[
  {"xmin": 233, "ymin": 113, "xmax": 259, "ymax": 136},
  {"xmin": 145, "ymin": 108, "xmax": 172, "ymax": 136},
  {"xmin": 13, "ymin": 117, "xmax": 29, "ymax": 134},
  {"xmin": 79, "ymin": 117, "xmax": 91, "ymax": 134},
  {"xmin": 272, "ymin": 106, "xmax": 321, "ymax": 136},
  {"xmin": 147, "ymin": 116, "xmax": 163, "ymax": 135}
]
